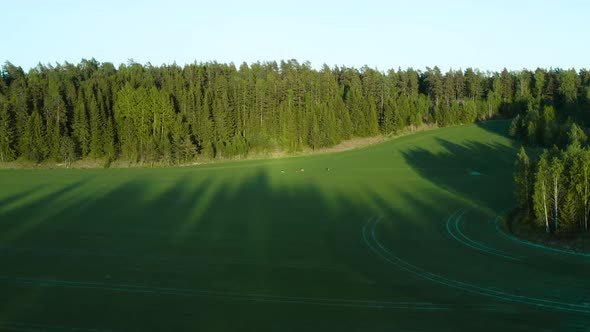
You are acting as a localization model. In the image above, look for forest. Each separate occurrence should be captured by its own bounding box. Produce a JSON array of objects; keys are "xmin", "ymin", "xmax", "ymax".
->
[
  {"xmin": 510, "ymin": 68, "xmax": 590, "ymax": 235},
  {"xmin": 514, "ymin": 133, "xmax": 590, "ymax": 235},
  {"xmin": 1, "ymin": 59, "xmax": 590, "ymax": 167}
]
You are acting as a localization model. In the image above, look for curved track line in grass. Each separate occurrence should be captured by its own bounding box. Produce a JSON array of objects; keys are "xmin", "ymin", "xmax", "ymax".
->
[
  {"xmin": 494, "ymin": 214, "xmax": 590, "ymax": 259},
  {"xmin": 0, "ymin": 322, "xmax": 113, "ymax": 332},
  {"xmin": 0, "ymin": 276, "xmax": 455, "ymax": 311},
  {"xmin": 446, "ymin": 211, "xmax": 523, "ymax": 261},
  {"xmin": 363, "ymin": 218, "xmax": 590, "ymax": 314}
]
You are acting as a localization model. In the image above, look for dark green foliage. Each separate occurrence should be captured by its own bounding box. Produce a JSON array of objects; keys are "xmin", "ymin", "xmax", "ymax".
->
[
  {"xmin": 520, "ymin": 141, "xmax": 590, "ymax": 235},
  {"xmin": 2, "ymin": 61, "xmax": 590, "ymax": 164},
  {"xmin": 73, "ymin": 95, "xmax": 90, "ymax": 157},
  {"xmin": 60, "ymin": 135, "xmax": 76, "ymax": 167},
  {"xmin": 514, "ymin": 147, "xmax": 531, "ymax": 215},
  {"xmin": 23, "ymin": 111, "xmax": 47, "ymax": 162},
  {"xmin": 511, "ymin": 67, "xmax": 590, "ymax": 236},
  {"xmin": 0, "ymin": 94, "xmax": 15, "ymax": 162}
]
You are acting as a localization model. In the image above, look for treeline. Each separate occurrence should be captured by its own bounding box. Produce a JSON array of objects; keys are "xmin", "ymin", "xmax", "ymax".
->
[
  {"xmin": 0, "ymin": 59, "xmax": 589, "ymax": 166},
  {"xmin": 513, "ymin": 123, "xmax": 590, "ymax": 235},
  {"xmin": 509, "ymin": 69, "xmax": 590, "ymax": 235},
  {"xmin": 509, "ymin": 68, "xmax": 590, "ymax": 147}
]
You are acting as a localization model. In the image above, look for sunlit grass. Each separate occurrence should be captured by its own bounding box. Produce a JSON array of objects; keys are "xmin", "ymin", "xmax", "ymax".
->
[{"xmin": 1, "ymin": 121, "xmax": 587, "ymax": 331}]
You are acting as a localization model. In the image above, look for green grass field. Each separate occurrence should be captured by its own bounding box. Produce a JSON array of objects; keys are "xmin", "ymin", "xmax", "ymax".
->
[{"xmin": 1, "ymin": 120, "xmax": 589, "ymax": 331}]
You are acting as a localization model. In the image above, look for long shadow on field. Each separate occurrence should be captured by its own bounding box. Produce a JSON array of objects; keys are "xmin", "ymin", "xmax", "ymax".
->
[
  {"xmin": 0, "ymin": 165, "xmax": 586, "ymax": 331},
  {"xmin": 474, "ymin": 119, "xmax": 513, "ymax": 139},
  {"xmin": 401, "ymin": 137, "xmax": 518, "ymax": 213},
  {"xmin": 0, "ymin": 179, "xmax": 89, "ymax": 244},
  {"xmin": 0, "ymin": 169, "xmax": 421, "ymax": 330}
]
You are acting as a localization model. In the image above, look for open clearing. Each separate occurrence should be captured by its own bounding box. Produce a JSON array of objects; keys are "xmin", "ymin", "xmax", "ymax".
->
[{"xmin": 0, "ymin": 121, "xmax": 589, "ymax": 331}]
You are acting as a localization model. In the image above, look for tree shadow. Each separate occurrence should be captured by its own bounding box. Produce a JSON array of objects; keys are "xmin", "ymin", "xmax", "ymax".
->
[
  {"xmin": 0, "ymin": 163, "xmax": 586, "ymax": 331},
  {"xmin": 401, "ymin": 137, "xmax": 518, "ymax": 213},
  {"xmin": 474, "ymin": 119, "xmax": 513, "ymax": 139}
]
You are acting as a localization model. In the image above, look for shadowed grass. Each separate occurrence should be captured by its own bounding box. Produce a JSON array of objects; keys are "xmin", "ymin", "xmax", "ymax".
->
[{"xmin": 0, "ymin": 120, "xmax": 589, "ymax": 331}]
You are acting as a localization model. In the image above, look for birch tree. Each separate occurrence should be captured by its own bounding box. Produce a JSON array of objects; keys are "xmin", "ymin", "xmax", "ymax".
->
[
  {"xmin": 575, "ymin": 148, "xmax": 590, "ymax": 230},
  {"xmin": 549, "ymin": 154, "xmax": 564, "ymax": 231},
  {"xmin": 533, "ymin": 152, "xmax": 551, "ymax": 233}
]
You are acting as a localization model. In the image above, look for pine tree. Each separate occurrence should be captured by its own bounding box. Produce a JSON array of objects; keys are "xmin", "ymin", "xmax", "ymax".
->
[
  {"xmin": 534, "ymin": 68, "xmax": 546, "ymax": 101},
  {"xmin": 514, "ymin": 146, "xmax": 531, "ymax": 216},
  {"xmin": 311, "ymin": 110, "xmax": 321, "ymax": 150},
  {"xmin": 103, "ymin": 116, "xmax": 116, "ymax": 161},
  {"xmin": 197, "ymin": 90, "xmax": 214, "ymax": 158},
  {"xmin": 560, "ymin": 190, "xmax": 578, "ymax": 231},
  {"xmin": 73, "ymin": 95, "xmax": 90, "ymax": 157},
  {"xmin": 366, "ymin": 96, "xmax": 380, "ymax": 136},
  {"xmin": 88, "ymin": 94, "xmax": 104, "ymax": 158},
  {"xmin": 0, "ymin": 99, "xmax": 15, "ymax": 162},
  {"xmin": 500, "ymin": 68, "xmax": 514, "ymax": 104},
  {"xmin": 11, "ymin": 76, "xmax": 31, "ymax": 158},
  {"xmin": 464, "ymin": 68, "xmax": 481, "ymax": 100},
  {"xmin": 47, "ymin": 118, "xmax": 61, "ymax": 161},
  {"xmin": 26, "ymin": 111, "xmax": 47, "ymax": 162},
  {"xmin": 338, "ymin": 94, "xmax": 353, "ymax": 140},
  {"xmin": 171, "ymin": 113, "xmax": 195, "ymax": 163},
  {"xmin": 558, "ymin": 69, "xmax": 579, "ymax": 105}
]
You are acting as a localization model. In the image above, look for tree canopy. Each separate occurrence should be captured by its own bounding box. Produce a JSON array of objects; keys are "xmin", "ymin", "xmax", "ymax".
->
[{"xmin": 1, "ymin": 60, "xmax": 589, "ymax": 165}]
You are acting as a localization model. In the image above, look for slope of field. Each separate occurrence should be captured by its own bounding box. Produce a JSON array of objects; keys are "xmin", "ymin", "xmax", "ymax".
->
[{"xmin": 0, "ymin": 120, "xmax": 589, "ymax": 331}]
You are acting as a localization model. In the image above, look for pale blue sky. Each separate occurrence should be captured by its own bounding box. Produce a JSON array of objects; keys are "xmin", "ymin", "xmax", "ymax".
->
[{"xmin": 3, "ymin": 0, "xmax": 588, "ymax": 71}]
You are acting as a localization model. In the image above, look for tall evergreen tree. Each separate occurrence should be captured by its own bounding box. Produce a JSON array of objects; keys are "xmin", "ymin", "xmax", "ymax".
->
[
  {"xmin": 25, "ymin": 111, "xmax": 47, "ymax": 162},
  {"xmin": 73, "ymin": 95, "xmax": 90, "ymax": 157},
  {"xmin": 0, "ymin": 99, "xmax": 15, "ymax": 162},
  {"xmin": 88, "ymin": 93, "xmax": 104, "ymax": 158},
  {"xmin": 514, "ymin": 147, "xmax": 531, "ymax": 215}
]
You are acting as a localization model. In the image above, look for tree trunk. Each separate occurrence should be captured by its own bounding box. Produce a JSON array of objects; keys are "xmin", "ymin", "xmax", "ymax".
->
[
  {"xmin": 380, "ymin": 84, "xmax": 384, "ymax": 127},
  {"xmin": 585, "ymin": 201, "xmax": 588, "ymax": 230},
  {"xmin": 553, "ymin": 177, "xmax": 559, "ymax": 230},
  {"xmin": 525, "ymin": 173, "xmax": 529, "ymax": 215},
  {"xmin": 542, "ymin": 182, "xmax": 549, "ymax": 233},
  {"xmin": 585, "ymin": 168, "xmax": 588, "ymax": 230}
]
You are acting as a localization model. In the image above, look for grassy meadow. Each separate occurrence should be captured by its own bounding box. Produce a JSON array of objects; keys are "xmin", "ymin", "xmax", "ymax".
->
[{"xmin": 0, "ymin": 120, "xmax": 589, "ymax": 331}]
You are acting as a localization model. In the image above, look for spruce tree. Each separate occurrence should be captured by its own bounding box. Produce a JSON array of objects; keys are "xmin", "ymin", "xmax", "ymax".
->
[
  {"xmin": 0, "ymin": 101, "xmax": 15, "ymax": 162},
  {"xmin": 514, "ymin": 146, "xmax": 531, "ymax": 216},
  {"xmin": 26, "ymin": 111, "xmax": 47, "ymax": 162},
  {"xmin": 88, "ymin": 94, "xmax": 104, "ymax": 158},
  {"xmin": 73, "ymin": 95, "xmax": 90, "ymax": 157},
  {"xmin": 103, "ymin": 116, "xmax": 116, "ymax": 161}
]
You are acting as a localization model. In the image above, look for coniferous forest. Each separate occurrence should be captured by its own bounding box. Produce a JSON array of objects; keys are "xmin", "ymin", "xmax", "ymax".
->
[{"xmin": 1, "ymin": 59, "xmax": 590, "ymax": 168}]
